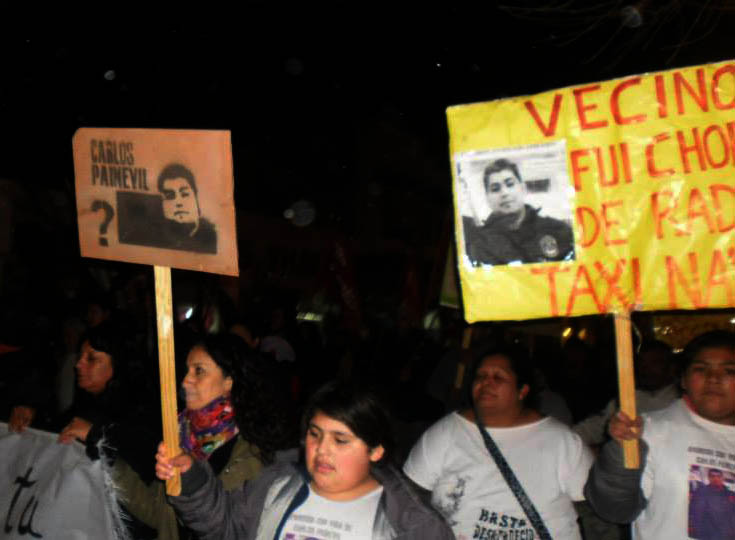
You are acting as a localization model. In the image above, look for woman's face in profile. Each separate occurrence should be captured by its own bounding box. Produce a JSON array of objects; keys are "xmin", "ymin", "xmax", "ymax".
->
[
  {"xmin": 182, "ymin": 346, "xmax": 232, "ymax": 410},
  {"xmin": 304, "ymin": 411, "xmax": 384, "ymax": 501},
  {"xmin": 76, "ymin": 340, "xmax": 114, "ymax": 395}
]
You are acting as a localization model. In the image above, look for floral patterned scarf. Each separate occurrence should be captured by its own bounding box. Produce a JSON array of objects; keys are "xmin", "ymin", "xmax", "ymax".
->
[{"xmin": 179, "ymin": 395, "xmax": 239, "ymax": 460}]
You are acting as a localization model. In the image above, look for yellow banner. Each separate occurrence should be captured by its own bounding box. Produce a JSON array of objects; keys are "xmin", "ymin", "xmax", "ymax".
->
[{"xmin": 450, "ymin": 60, "xmax": 735, "ymax": 322}]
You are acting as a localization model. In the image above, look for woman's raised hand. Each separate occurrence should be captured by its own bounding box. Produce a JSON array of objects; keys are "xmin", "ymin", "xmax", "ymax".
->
[{"xmin": 155, "ymin": 441, "xmax": 194, "ymax": 481}]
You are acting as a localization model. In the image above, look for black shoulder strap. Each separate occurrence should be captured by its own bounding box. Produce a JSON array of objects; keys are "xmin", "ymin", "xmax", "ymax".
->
[{"xmin": 474, "ymin": 412, "xmax": 552, "ymax": 540}]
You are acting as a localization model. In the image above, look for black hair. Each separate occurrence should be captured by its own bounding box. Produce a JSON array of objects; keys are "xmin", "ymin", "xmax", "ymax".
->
[
  {"xmin": 190, "ymin": 333, "xmax": 294, "ymax": 464},
  {"xmin": 464, "ymin": 345, "xmax": 537, "ymax": 408},
  {"xmin": 682, "ymin": 330, "xmax": 735, "ymax": 371},
  {"xmin": 301, "ymin": 381, "xmax": 395, "ymax": 468},
  {"xmin": 77, "ymin": 321, "xmax": 140, "ymax": 417},
  {"xmin": 157, "ymin": 163, "xmax": 197, "ymax": 194},
  {"xmin": 483, "ymin": 158, "xmax": 522, "ymax": 193},
  {"xmin": 81, "ymin": 320, "xmax": 127, "ymax": 384}
]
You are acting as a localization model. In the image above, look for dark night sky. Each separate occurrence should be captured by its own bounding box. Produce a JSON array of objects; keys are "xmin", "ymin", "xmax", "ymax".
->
[{"xmin": 1, "ymin": 3, "xmax": 733, "ymax": 266}]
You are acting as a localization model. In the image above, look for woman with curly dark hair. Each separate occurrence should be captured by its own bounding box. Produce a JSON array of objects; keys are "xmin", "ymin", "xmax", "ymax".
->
[{"xmin": 115, "ymin": 333, "xmax": 294, "ymax": 540}]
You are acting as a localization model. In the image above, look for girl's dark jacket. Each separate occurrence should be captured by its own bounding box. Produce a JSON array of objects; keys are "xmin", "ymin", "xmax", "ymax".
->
[{"xmin": 169, "ymin": 450, "xmax": 456, "ymax": 540}]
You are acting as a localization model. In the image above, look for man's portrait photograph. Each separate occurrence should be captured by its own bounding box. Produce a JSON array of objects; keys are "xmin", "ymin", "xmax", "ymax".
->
[
  {"xmin": 455, "ymin": 140, "xmax": 576, "ymax": 267},
  {"xmin": 116, "ymin": 163, "xmax": 218, "ymax": 254}
]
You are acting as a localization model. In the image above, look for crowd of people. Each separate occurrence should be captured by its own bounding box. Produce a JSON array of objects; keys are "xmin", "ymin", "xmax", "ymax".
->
[{"xmin": 1, "ymin": 263, "xmax": 734, "ymax": 540}]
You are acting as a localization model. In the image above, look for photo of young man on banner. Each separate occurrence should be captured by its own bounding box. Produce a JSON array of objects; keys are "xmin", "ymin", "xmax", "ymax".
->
[{"xmin": 457, "ymin": 140, "xmax": 576, "ymax": 268}]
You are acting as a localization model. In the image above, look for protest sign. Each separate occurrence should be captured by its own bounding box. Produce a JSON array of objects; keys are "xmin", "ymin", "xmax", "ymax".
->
[
  {"xmin": 448, "ymin": 60, "xmax": 735, "ymax": 467},
  {"xmin": 72, "ymin": 128, "xmax": 240, "ymax": 493},
  {"xmin": 72, "ymin": 128, "xmax": 238, "ymax": 276},
  {"xmin": 0, "ymin": 423, "xmax": 127, "ymax": 539},
  {"xmin": 450, "ymin": 60, "xmax": 735, "ymax": 323}
]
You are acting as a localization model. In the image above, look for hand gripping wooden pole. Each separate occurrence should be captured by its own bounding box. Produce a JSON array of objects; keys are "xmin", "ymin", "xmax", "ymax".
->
[
  {"xmin": 614, "ymin": 312, "xmax": 640, "ymax": 469},
  {"xmin": 154, "ymin": 266, "xmax": 182, "ymax": 495}
]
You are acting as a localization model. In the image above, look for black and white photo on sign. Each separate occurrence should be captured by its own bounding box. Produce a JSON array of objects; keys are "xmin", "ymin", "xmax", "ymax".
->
[
  {"xmin": 117, "ymin": 163, "xmax": 218, "ymax": 254},
  {"xmin": 455, "ymin": 140, "xmax": 576, "ymax": 268}
]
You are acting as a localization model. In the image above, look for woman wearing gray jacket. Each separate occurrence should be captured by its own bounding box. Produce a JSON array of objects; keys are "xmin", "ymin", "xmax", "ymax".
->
[{"xmin": 157, "ymin": 381, "xmax": 455, "ymax": 540}]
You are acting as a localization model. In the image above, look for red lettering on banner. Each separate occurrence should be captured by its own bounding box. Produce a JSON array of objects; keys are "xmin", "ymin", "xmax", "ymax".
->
[
  {"xmin": 524, "ymin": 94, "xmax": 563, "ymax": 137},
  {"xmin": 575, "ymin": 202, "xmax": 628, "ymax": 247},
  {"xmin": 570, "ymin": 149, "xmax": 591, "ymax": 192},
  {"xmin": 667, "ymin": 253, "xmax": 704, "ymax": 309},
  {"xmin": 646, "ymin": 133, "xmax": 675, "ymax": 177},
  {"xmin": 566, "ymin": 265, "xmax": 603, "ymax": 314},
  {"xmin": 594, "ymin": 260, "xmax": 630, "ymax": 311},
  {"xmin": 666, "ymin": 251, "xmax": 735, "ymax": 309},
  {"xmin": 728, "ymin": 122, "xmax": 735, "ymax": 162},
  {"xmin": 652, "ymin": 186, "xmax": 733, "ymax": 239},
  {"xmin": 674, "ymin": 69, "xmax": 709, "ymax": 114},
  {"xmin": 523, "ymin": 66, "xmax": 733, "ymax": 137},
  {"xmin": 610, "ymin": 77, "xmax": 646, "ymax": 124},
  {"xmin": 595, "ymin": 146, "xmax": 620, "ymax": 187},
  {"xmin": 703, "ymin": 125, "xmax": 730, "ymax": 168},
  {"xmin": 571, "ymin": 144, "xmax": 633, "ymax": 191},
  {"xmin": 677, "ymin": 128, "xmax": 707, "ymax": 173},
  {"xmin": 534, "ymin": 258, "xmax": 643, "ymax": 316},
  {"xmin": 575, "ymin": 207, "xmax": 600, "ymax": 248},
  {"xmin": 531, "ymin": 266, "xmax": 570, "ymax": 317},
  {"xmin": 712, "ymin": 65, "xmax": 735, "ymax": 110},
  {"xmin": 687, "ymin": 188, "xmax": 716, "ymax": 234},
  {"xmin": 711, "ymin": 184, "xmax": 735, "ymax": 232},
  {"xmin": 646, "ymin": 124, "xmax": 735, "ymax": 177},
  {"xmin": 704, "ymin": 250, "xmax": 735, "ymax": 306},
  {"xmin": 651, "ymin": 190, "xmax": 686, "ymax": 239},
  {"xmin": 620, "ymin": 142, "xmax": 633, "ymax": 183},
  {"xmin": 655, "ymin": 74, "xmax": 668, "ymax": 118},
  {"xmin": 573, "ymin": 85, "xmax": 608, "ymax": 130},
  {"xmin": 601, "ymin": 200, "xmax": 628, "ymax": 246}
]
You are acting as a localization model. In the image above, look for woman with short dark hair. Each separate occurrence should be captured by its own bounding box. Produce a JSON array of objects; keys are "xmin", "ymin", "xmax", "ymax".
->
[{"xmin": 404, "ymin": 346, "xmax": 593, "ymax": 540}]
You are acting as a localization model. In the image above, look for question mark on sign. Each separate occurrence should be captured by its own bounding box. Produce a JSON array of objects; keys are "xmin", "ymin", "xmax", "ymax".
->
[{"xmin": 91, "ymin": 200, "xmax": 114, "ymax": 246}]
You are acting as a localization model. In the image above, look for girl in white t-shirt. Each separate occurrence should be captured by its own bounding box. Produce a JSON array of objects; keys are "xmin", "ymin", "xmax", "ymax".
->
[
  {"xmin": 157, "ymin": 381, "xmax": 455, "ymax": 540},
  {"xmin": 404, "ymin": 346, "xmax": 593, "ymax": 540}
]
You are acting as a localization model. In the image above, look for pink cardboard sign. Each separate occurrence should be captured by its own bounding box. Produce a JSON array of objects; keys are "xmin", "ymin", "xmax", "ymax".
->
[{"xmin": 73, "ymin": 128, "xmax": 238, "ymax": 276}]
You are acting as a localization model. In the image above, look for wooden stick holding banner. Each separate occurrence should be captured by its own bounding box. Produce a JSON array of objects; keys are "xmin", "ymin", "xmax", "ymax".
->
[
  {"xmin": 154, "ymin": 266, "xmax": 181, "ymax": 495},
  {"xmin": 614, "ymin": 312, "xmax": 639, "ymax": 469},
  {"xmin": 442, "ymin": 64, "xmax": 735, "ymax": 470}
]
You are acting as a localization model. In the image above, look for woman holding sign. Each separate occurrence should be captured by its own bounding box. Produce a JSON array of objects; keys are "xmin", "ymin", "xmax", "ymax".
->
[
  {"xmin": 115, "ymin": 333, "xmax": 294, "ymax": 540},
  {"xmin": 403, "ymin": 346, "xmax": 593, "ymax": 540},
  {"xmin": 155, "ymin": 381, "xmax": 454, "ymax": 540}
]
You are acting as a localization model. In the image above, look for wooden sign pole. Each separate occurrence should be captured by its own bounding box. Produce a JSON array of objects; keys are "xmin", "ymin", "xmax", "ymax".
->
[
  {"xmin": 614, "ymin": 312, "xmax": 640, "ymax": 469},
  {"xmin": 154, "ymin": 265, "xmax": 181, "ymax": 495}
]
